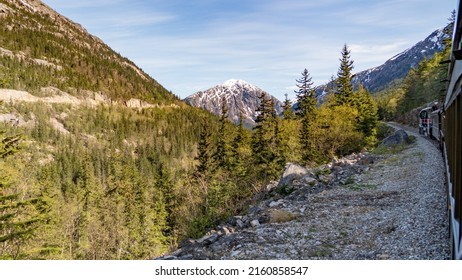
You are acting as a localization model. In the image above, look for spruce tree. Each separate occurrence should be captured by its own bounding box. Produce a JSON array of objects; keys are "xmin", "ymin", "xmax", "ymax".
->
[
  {"xmin": 252, "ymin": 93, "xmax": 277, "ymax": 177},
  {"xmin": 282, "ymin": 93, "xmax": 295, "ymax": 120},
  {"xmin": 294, "ymin": 68, "xmax": 315, "ymax": 118},
  {"xmin": 195, "ymin": 120, "xmax": 212, "ymax": 177},
  {"xmin": 294, "ymin": 69, "xmax": 317, "ymax": 164},
  {"xmin": 230, "ymin": 112, "xmax": 247, "ymax": 176},
  {"xmin": 213, "ymin": 96, "xmax": 229, "ymax": 169},
  {"xmin": 336, "ymin": 44, "xmax": 354, "ymax": 105},
  {"xmin": 0, "ymin": 133, "xmax": 46, "ymax": 259},
  {"xmin": 353, "ymin": 84, "xmax": 378, "ymax": 145}
]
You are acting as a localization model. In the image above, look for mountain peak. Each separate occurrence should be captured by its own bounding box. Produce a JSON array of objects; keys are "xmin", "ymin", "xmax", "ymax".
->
[
  {"xmin": 222, "ymin": 79, "xmax": 252, "ymax": 88},
  {"xmin": 185, "ymin": 80, "xmax": 282, "ymax": 126}
]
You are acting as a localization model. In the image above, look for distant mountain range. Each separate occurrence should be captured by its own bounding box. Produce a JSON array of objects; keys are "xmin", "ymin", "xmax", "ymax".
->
[
  {"xmin": 185, "ymin": 25, "xmax": 449, "ymax": 123},
  {"xmin": 185, "ymin": 79, "xmax": 283, "ymax": 126}
]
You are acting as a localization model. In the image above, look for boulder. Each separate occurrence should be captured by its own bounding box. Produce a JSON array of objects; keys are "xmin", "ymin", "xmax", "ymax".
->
[
  {"xmin": 278, "ymin": 163, "xmax": 309, "ymax": 188},
  {"xmin": 381, "ymin": 129, "xmax": 410, "ymax": 147}
]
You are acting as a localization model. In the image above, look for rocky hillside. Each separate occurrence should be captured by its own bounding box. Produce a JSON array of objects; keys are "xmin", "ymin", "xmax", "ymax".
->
[
  {"xmin": 0, "ymin": 0, "xmax": 176, "ymax": 104},
  {"xmin": 185, "ymin": 79, "xmax": 283, "ymax": 126}
]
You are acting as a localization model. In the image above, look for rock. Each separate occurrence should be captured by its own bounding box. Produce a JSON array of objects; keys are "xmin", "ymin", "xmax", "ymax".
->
[
  {"xmin": 318, "ymin": 175, "xmax": 330, "ymax": 184},
  {"xmin": 268, "ymin": 200, "xmax": 284, "ymax": 208},
  {"xmin": 302, "ymin": 175, "xmax": 318, "ymax": 186},
  {"xmin": 257, "ymin": 236, "xmax": 267, "ymax": 243},
  {"xmin": 205, "ymin": 234, "xmax": 219, "ymax": 244},
  {"xmin": 381, "ymin": 129, "xmax": 410, "ymax": 147},
  {"xmin": 230, "ymin": 250, "xmax": 241, "ymax": 257},
  {"xmin": 222, "ymin": 227, "xmax": 231, "ymax": 235},
  {"xmin": 250, "ymin": 219, "xmax": 260, "ymax": 227},
  {"xmin": 158, "ymin": 255, "xmax": 177, "ymax": 260},
  {"xmin": 248, "ymin": 206, "xmax": 261, "ymax": 216},
  {"xmin": 180, "ymin": 238, "xmax": 196, "ymax": 247},
  {"xmin": 236, "ymin": 219, "xmax": 245, "ymax": 228},
  {"xmin": 278, "ymin": 163, "xmax": 309, "ymax": 188},
  {"xmin": 197, "ymin": 235, "xmax": 209, "ymax": 243},
  {"xmin": 265, "ymin": 181, "xmax": 279, "ymax": 192}
]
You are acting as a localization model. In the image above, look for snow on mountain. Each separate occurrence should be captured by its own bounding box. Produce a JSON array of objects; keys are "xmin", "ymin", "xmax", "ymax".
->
[
  {"xmin": 352, "ymin": 26, "xmax": 449, "ymax": 93},
  {"xmin": 315, "ymin": 25, "xmax": 450, "ymax": 97},
  {"xmin": 185, "ymin": 79, "xmax": 283, "ymax": 126}
]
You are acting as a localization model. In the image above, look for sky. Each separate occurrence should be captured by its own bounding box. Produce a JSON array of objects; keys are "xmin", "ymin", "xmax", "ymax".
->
[{"xmin": 42, "ymin": 0, "xmax": 456, "ymax": 101}]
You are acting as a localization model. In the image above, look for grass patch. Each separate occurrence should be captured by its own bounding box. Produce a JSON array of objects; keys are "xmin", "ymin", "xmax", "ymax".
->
[
  {"xmin": 268, "ymin": 209, "xmax": 297, "ymax": 223},
  {"xmin": 372, "ymin": 143, "xmax": 410, "ymax": 155},
  {"xmin": 343, "ymin": 183, "xmax": 377, "ymax": 191},
  {"xmin": 314, "ymin": 168, "xmax": 331, "ymax": 176}
]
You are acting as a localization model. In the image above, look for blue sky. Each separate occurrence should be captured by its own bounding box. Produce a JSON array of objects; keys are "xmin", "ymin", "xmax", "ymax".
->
[{"xmin": 42, "ymin": 0, "xmax": 456, "ymax": 100}]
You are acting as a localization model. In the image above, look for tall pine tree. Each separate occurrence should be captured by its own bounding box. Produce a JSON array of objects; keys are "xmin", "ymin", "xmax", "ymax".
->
[
  {"xmin": 295, "ymin": 68, "xmax": 317, "ymax": 164},
  {"xmin": 294, "ymin": 68, "xmax": 315, "ymax": 118},
  {"xmin": 336, "ymin": 44, "xmax": 354, "ymax": 106},
  {"xmin": 0, "ymin": 133, "xmax": 46, "ymax": 259},
  {"xmin": 195, "ymin": 120, "xmax": 213, "ymax": 178},
  {"xmin": 213, "ymin": 96, "xmax": 229, "ymax": 169},
  {"xmin": 282, "ymin": 93, "xmax": 295, "ymax": 120},
  {"xmin": 252, "ymin": 93, "xmax": 279, "ymax": 178}
]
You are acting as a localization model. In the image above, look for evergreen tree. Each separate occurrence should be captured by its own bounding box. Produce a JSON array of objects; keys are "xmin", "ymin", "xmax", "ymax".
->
[
  {"xmin": 0, "ymin": 133, "xmax": 46, "ymax": 259},
  {"xmin": 353, "ymin": 84, "xmax": 378, "ymax": 145},
  {"xmin": 156, "ymin": 162, "xmax": 175, "ymax": 237},
  {"xmin": 294, "ymin": 68, "xmax": 315, "ymax": 118},
  {"xmin": 336, "ymin": 44, "xmax": 354, "ymax": 105},
  {"xmin": 294, "ymin": 69, "xmax": 317, "ymax": 164},
  {"xmin": 195, "ymin": 120, "xmax": 213, "ymax": 177},
  {"xmin": 282, "ymin": 93, "xmax": 295, "ymax": 120},
  {"xmin": 252, "ymin": 93, "xmax": 277, "ymax": 178},
  {"xmin": 230, "ymin": 112, "xmax": 247, "ymax": 176},
  {"xmin": 213, "ymin": 96, "xmax": 229, "ymax": 169}
]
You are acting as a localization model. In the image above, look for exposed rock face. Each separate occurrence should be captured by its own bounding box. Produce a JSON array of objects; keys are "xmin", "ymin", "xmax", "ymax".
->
[
  {"xmin": 381, "ymin": 129, "xmax": 410, "ymax": 147},
  {"xmin": 184, "ymin": 79, "xmax": 283, "ymax": 126}
]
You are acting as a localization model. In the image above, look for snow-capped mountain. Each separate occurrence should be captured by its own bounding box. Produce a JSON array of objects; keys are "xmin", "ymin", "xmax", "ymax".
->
[
  {"xmin": 353, "ymin": 26, "xmax": 449, "ymax": 92},
  {"xmin": 185, "ymin": 79, "xmax": 283, "ymax": 126},
  {"xmin": 316, "ymin": 25, "xmax": 450, "ymax": 97}
]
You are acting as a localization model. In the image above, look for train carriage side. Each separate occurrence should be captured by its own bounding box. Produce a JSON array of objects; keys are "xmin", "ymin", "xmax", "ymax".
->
[
  {"xmin": 430, "ymin": 108, "xmax": 441, "ymax": 141},
  {"xmin": 444, "ymin": 0, "xmax": 462, "ymax": 259}
]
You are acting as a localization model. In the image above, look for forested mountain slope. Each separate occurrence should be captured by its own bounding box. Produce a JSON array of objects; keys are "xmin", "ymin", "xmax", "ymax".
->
[
  {"xmin": 0, "ymin": 0, "xmax": 176, "ymax": 103},
  {"xmin": 0, "ymin": 0, "xmax": 248, "ymax": 259}
]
